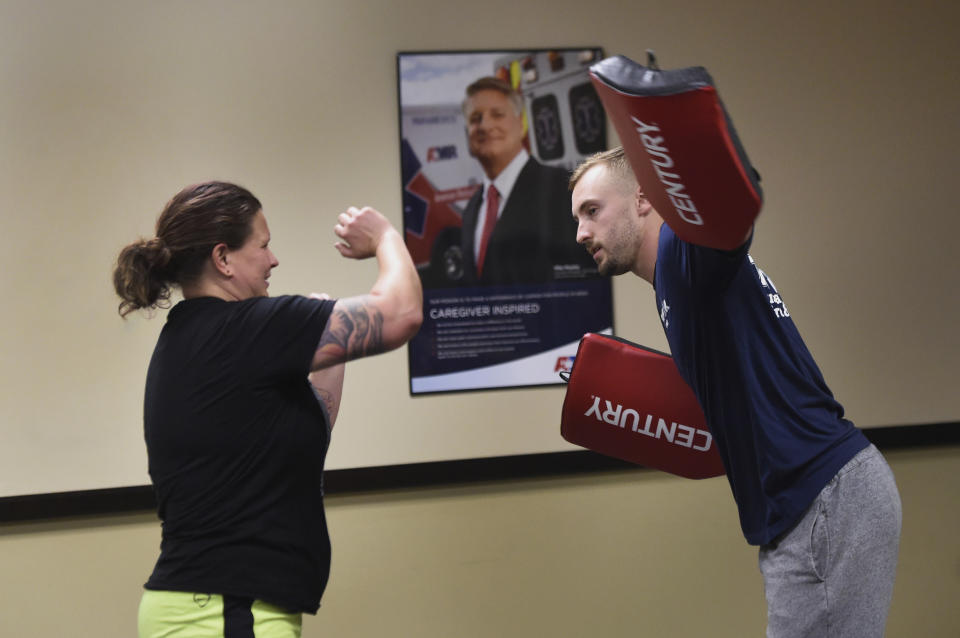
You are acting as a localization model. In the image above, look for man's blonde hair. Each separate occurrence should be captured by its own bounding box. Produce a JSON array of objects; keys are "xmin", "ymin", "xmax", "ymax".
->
[{"xmin": 569, "ymin": 146, "xmax": 637, "ymax": 192}]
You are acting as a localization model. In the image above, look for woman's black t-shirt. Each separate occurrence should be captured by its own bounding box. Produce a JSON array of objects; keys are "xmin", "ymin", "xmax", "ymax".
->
[{"xmin": 143, "ymin": 295, "xmax": 335, "ymax": 613}]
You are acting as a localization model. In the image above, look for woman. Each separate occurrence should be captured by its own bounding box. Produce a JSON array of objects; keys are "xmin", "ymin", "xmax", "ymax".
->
[{"xmin": 114, "ymin": 181, "xmax": 422, "ymax": 637}]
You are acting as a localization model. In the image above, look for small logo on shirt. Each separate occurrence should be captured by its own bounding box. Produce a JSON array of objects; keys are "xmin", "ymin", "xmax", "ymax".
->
[
  {"xmin": 193, "ymin": 593, "xmax": 211, "ymax": 608},
  {"xmin": 660, "ymin": 299, "xmax": 671, "ymax": 328},
  {"xmin": 749, "ymin": 255, "xmax": 790, "ymax": 318}
]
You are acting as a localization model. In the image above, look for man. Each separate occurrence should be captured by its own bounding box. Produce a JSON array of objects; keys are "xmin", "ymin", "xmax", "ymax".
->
[
  {"xmin": 570, "ymin": 147, "xmax": 901, "ymax": 637},
  {"xmin": 457, "ymin": 76, "xmax": 595, "ymax": 286}
]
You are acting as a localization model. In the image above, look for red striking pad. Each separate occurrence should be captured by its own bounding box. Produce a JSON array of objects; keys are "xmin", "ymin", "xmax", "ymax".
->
[
  {"xmin": 590, "ymin": 54, "xmax": 762, "ymax": 251},
  {"xmin": 561, "ymin": 333, "xmax": 725, "ymax": 479}
]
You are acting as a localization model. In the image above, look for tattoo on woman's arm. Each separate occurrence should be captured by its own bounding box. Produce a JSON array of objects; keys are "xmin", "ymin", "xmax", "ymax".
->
[{"xmin": 318, "ymin": 299, "xmax": 385, "ymax": 361}]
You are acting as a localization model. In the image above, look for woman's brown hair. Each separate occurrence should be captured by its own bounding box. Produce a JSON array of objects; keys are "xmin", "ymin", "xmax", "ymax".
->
[{"xmin": 113, "ymin": 181, "xmax": 262, "ymax": 317}]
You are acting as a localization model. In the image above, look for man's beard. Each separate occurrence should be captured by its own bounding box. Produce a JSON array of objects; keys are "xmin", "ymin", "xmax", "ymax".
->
[{"xmin": 597, "ymin": 250, "xmax": 631, "ymax": 277}]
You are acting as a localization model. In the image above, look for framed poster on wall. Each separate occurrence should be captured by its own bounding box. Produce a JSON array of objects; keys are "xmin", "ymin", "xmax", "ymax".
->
[{"xmin": 397, "ymin": 48, "xmax": 614, "ymax": 394}]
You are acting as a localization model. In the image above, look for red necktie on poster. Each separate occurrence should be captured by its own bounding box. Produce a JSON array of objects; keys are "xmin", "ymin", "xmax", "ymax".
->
[{"xmin": 476, "ymin": 184, "xmax": 499, "ymax": 275}]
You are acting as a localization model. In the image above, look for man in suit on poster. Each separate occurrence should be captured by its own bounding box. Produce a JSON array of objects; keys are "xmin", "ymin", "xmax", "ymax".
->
[{"xmin": 457, "ymin": 76, "xmax": 596, "ymax": 286}]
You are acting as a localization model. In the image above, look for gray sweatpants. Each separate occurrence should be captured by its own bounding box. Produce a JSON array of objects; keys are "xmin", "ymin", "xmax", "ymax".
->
[{"xmin": 758, "ymin": 444, "xmax": 902, "ymax": 638}]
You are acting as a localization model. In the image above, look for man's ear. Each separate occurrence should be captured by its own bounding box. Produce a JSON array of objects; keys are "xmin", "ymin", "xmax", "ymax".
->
[
  {"xmin": 636, "ymin": 185, "xmax": 653, "ymax": 216},
  {"xmin": 211, "ymin": 243, "xmax": 232, "ymax": 277}
]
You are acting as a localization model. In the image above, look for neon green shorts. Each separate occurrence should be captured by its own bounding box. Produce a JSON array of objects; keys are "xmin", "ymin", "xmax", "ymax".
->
[{"xmin": 138, "ymin": 589, "xmax": 302, "ymax": 638}]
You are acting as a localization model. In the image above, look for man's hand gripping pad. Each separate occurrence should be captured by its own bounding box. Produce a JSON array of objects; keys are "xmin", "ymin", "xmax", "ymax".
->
[
  {"xmin": 590, "ymin": 54, "xmax": 762, "ymax": 250},
  {"xmin": 561, "ymin": 333, "xmax": 725, "ymax": 479}
]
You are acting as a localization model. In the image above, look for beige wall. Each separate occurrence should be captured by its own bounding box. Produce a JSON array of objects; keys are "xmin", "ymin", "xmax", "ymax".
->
[
  {"xmin": 1, "ymin": 1, "xmax": 958, "ymax": 636},
  {"xmin": 1, "ymin": 0, "xmax": 958, "ymax": 497},
  {"xmin": 1, "ymin": 445, "xmax": 958, "ymax": 636}
]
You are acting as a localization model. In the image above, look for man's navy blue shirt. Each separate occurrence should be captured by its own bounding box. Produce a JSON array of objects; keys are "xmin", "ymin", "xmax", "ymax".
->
[{"xmin": 654, "ymin": 224, "xmax": 868, "ymax": 545}]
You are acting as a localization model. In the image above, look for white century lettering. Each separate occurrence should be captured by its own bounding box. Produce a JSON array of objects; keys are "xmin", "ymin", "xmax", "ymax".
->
[
  {"xmin": 631, "ymin": 117, "xmax": 703, "ymax": 226},
  {"xmin": 583, "ymin": 394, "xmax": 713, "ymax": 452}
]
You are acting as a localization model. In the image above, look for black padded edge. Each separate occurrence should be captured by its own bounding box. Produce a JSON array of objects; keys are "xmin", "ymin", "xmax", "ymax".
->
[{"xmin": 590, "ymin": 55, "xmax": 713, "ymax": 97}]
